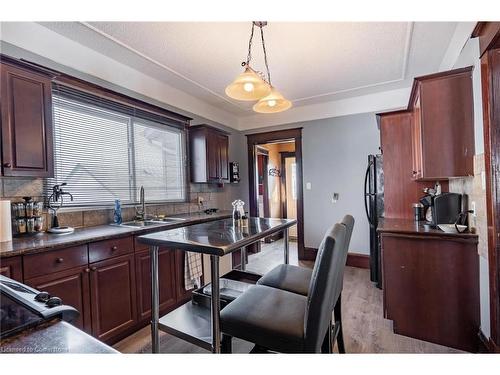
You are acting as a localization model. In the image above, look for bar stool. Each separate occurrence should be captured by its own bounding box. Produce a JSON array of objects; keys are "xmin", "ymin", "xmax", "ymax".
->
[
  {"xmin": 255, "ymin": 214, "xmax": 355, "ymax": 353},
  {"xmin": 220, "ymin": 223, "xmax": 347, "ymax": 353}
]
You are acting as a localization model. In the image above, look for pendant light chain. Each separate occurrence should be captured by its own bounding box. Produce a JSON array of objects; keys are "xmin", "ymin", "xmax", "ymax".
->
[
  {"xmin": 259, "ymin": 25, "xmax": 272, "ymax": 86},
  {"xmin": 245, "ymin": 23, "xmax": 255, "ymax": 66}
]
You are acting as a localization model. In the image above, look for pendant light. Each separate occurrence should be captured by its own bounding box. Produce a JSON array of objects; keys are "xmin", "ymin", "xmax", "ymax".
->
[
  {"xmin": 225, "ymin": 22, "xmax": 292, "ymax": 113},
  {"xmin": 253, "ymin": 86, "xmax": 292, "ymax": 113}
]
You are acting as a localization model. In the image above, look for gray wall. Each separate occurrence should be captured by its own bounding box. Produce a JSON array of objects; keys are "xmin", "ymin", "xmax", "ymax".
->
[{"xmin": 242, "ymin": 112, "xmax": 381, "ymax": 254}]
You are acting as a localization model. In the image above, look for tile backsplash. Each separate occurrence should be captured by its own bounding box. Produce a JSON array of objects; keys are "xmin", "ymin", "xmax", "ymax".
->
[
  {"xmin": 1, "ymin": 177, "xmax": 234, "ymax": 231},
  {"xmin": 448, "ymin": 153, "xmax": 489, "ymax": 258}
]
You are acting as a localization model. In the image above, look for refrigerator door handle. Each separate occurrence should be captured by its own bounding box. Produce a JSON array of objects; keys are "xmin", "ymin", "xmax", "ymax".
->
[{"xmin": 364, "ymin": 161, "xmax": 374, "ymax": 225}]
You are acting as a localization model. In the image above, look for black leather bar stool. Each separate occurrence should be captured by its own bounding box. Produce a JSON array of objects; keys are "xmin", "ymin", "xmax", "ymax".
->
[
  {"xmin": 255, "ymin": 214, "xmax": 355, "ymax": 353},
  {"xmin": 220, "ymin": 223, "xmax": 348, "ymax": 353}
]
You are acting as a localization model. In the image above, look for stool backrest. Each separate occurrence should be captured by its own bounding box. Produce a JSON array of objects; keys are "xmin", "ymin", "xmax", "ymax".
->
[
  {"xmin": 335, "ymin": 215, "xmax": 355, "ymax": 301},
  {"xmin": 303, "ymin": 223, "xmax": 347, "ymax": 352}
]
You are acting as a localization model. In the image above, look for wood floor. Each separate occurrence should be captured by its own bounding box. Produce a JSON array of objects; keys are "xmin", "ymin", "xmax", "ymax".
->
[{"xmin": 114, "ymin": 240, "xmax": 461, "ymax": 354}]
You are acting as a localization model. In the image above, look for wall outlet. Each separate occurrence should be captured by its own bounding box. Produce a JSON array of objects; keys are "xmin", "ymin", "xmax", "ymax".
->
[
  {"xmin": 197, "ymin": 196, "xmax": 204, "ymax": 205},
  {"xmin": 331, "ymin": 193, "xmax": 339, "ymax": 203},
  {"xmin": 471, "ymin": 201, "xmax": 477, "ymax": 217},
  {"xmin": 306, "ymin": 182, "xmax": 312, "ymax": 190}
]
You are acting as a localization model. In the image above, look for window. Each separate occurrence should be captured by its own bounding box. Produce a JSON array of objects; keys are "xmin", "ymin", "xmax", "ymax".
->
[{"xmin": 46, "ymin": 89, "xmax": 187, "ymax": 207}]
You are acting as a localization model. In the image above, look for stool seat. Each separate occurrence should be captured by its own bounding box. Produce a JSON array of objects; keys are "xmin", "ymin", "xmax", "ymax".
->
[
  {"xmin": 221, "ymin": 284, "xmax": 307, "ymax": 353},
  {"xmin": 256, "ymin": 264, "xmax": 312, "ymax": 296}
]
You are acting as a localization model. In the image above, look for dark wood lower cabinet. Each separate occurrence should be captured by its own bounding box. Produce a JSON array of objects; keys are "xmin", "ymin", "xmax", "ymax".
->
[
  {"xmin": 0, "ymin": 256, "xmax": 23, "ymax": 281},
  {"xmin": 89, "ymin": 253, "xmax": 137, "ymax": 343},
  {"xmin": 25, "ymin": 266, "xmax": 92, "ymax": 332},
  {"xmin": 381, "ymin": 234, "xmax": 480, "ymax": 352},
  {"xmin": 135, "ymin": 248, "xmax": 177, "ymax": 322},
  {"xmin": 174, "ymin": 250, "xmax": 196, "ymax": 303}
]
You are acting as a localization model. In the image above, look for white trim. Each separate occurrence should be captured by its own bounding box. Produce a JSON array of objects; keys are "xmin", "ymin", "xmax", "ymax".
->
[
  {"xmin": 0, "ymin": 22, "xmax": 239, "ymax": 127},
  {"xmin": 237, "ymin": 86, "xmax": 411, "ymax": 130},
  {"xmin": 439, "ymin": 22, "xmax": 477, "ymax": 71}
]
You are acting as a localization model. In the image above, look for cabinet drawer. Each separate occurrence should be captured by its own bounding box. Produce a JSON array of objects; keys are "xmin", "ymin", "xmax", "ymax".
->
[
  {"xmin": 89, "ymin": 236, "xmax": 134, "ymax": 263},
  {"xmin": 134, "ymin": 237, "xmax": 149, "ymax": 252},
  {"xmin": 23, "ymin": 245, "xmax": 88, "ymax": 279}
]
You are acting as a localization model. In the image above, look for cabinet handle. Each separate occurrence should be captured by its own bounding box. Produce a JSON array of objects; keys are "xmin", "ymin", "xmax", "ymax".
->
[
  {"xmin": 3, "ymin": 162, "xmax": 12, "ymax": 168},
  {"xmin": 56, "ymin": 257, "xmax": 64, "ymax": 263},
  {"xmin": 111, "ymin": 245, "xmax": 118, "ymax": 251},
  {"xmin": 84, "ymin": 268, "xmax": 90, "ymax": 273},
  {"xmin": 91, "ymin": 266, "xmax": 97, "ymax": 271}
]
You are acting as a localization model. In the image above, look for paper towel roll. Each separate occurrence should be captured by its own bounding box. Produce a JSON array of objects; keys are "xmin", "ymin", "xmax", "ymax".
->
[{"xmin": 0, "ymin": 200, "xmax": 13, "ymax": 242}]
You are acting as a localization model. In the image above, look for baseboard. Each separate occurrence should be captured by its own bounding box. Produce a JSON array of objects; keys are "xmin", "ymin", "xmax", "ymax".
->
[
  {"xmin": 303, "ymin": 247, "xmax": 317, "ymax": 261},
  {"xmin": 478, "ymin": 329, "xmax": 499, "ymax": 353},
  {"xmin": 346, "ymin": 253, "xmax": 370, "ymax": 269},
  {"xmin": 302, "ymin": 247, "xmax": 370, "ymax": 269}
]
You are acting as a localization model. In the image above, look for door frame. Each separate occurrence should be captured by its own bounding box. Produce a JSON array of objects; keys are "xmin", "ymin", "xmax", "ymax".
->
[
  {"xmin": 247, "ymin": 128, "xmax": 306, "ymax": 260},
  {"xmin": 280, "ymin": 151, "xmax": 296, "ymax": 219},
  {"xmin": 473, "ymin": 22, "xmax": 500, "ymax": 351},
  {"xmin": 256, "ymin": 146, "xmax": 271, "ymax": 219}
]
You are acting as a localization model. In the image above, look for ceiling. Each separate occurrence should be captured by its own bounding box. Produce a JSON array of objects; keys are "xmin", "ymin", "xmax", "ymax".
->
[{"xmin": 38, "ymin": 22, "xmax": 459, "ymax": 123}]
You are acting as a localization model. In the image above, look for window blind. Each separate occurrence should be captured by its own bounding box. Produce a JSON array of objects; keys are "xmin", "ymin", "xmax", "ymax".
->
[{"xmin": 46, "ymin": 89, "xmax": 187, "ymax": 207}]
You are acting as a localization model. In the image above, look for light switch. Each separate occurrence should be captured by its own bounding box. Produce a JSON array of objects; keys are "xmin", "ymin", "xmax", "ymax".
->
[{"xmin": 306, "ymin": 182, "xmax": 312, "ymax": 190}]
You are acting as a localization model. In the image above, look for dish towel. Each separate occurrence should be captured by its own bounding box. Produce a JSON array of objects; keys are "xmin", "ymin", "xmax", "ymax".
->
[{"xmin": 184, "ymin": 251, "xmax": 203, "ymax": 290}]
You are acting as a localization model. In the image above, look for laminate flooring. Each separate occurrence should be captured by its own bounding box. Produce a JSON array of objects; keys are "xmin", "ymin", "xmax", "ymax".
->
[{"xmin": 114, "ymin": 240, "xmax": 461, "ymax": 354}]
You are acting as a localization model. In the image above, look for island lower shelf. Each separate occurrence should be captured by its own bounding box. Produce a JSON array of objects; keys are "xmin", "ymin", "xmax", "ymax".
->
[{"xmin": 156, "ymin": 269, "xmax": 262, "ymax": 352}]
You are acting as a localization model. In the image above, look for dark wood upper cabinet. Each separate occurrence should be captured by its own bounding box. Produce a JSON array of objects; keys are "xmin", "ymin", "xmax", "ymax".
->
[
  {"xmin": 408, "ymin": 67, "xmax": 475, "ymax": 180},
  {"xmin": 189, "ymin": 124, "xmax": 230, "ymax": 183},
  {"xmin": 0, "ymin": 62, "xmax": 54, "ymax": 177},
  {"xmin": 379, "ymin": 110, "xmax": 449, "ymax": 219},
  {"xmin": 89, "ymin": 253, "xmax": 137, "ymax": 343}
]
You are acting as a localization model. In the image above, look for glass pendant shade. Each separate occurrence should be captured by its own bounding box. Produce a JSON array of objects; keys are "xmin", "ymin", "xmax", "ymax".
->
[
  {"xmin": 225, "ymin": 67, "xmax": 271, "ymax": 101},
  {"xmin": 253, "ymin": 87, "xmax": 292, "ymax": 113}
]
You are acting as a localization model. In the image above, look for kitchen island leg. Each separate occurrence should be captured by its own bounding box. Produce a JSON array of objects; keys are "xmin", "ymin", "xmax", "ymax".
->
[
  {"xmin": 284, "ymin": 228, "xmax": 289, "ymax": 265},
  {"xmin": 150, "ymin": 245, "xmax": 160, "ymax": 353},
  {"xmin": 240, "ymin": 246, "xmax": 247, "ymax": 271},
  {"xmin": 210, "ymin": 255, "xmax": 221, "ymax": 353}
]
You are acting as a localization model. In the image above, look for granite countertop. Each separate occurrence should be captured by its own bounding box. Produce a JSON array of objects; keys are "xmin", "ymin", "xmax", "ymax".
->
[
  {"xmin": 138, "ymin": 217, "xmax": 297, "ymax": 256},
  {"xmin": 377, "ymin": 218, "xmax": 478, "ymax": 241},
  {"xmin": 0, "ymin": 319, "xmax": 118, "ymax": 353},
  {"xmin": 0, "ymin": 211, "xmax": 232, "ymax": 258}
]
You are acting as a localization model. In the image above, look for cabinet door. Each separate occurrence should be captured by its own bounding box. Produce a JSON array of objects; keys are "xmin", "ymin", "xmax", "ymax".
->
[
  {"xmin": 89, "ymin": 254, "xmax": 137, "ymax": 343},
  {"xmin": 419, "ymin": 71, "xmax": 474, "ymax": 179},
  {"xmin": 25, "ymin": 266, "xmax": 91, "ymax": 332},
  {"xmin": 207, "ymin": 131, "xmax": 219, "ymax": 181},
  {"xmin": 174, "ymin": 250, "xmax": 197, "ymax": 303},
  {"xmin": 0, "ymin": 63, "xmax": 54, "ymax": 177},
  {"xmin": 135, "ymin": 248, "xmax": 177, "ymax": 322},
  {"xmin": 0, "ymin": 256, "xmax": 23, "ymax": 282},
  {"xmin": 217, "ymin": 133, "xmax": 229, "ymax": 181}
]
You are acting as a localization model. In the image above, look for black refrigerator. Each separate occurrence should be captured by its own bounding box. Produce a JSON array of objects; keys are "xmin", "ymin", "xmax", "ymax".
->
[{"xmin": 364, "ymin": 154, "xmax": 384, "ymax": 288}]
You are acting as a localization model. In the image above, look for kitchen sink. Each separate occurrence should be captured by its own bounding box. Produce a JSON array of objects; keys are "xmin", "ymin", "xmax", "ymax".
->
[{"xmin": 112, "ymin": 217, "xmax": 186, "ymax": 228}]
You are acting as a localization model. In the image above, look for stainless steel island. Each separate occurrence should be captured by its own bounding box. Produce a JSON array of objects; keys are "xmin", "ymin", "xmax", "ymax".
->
[{"xmin": 137, "ymin": 217, "xmax": 296, "ymax": 353}]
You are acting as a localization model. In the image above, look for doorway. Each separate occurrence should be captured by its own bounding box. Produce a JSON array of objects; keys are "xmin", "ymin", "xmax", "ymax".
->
[{"xmin": 246, "ymin": 128, "xmax": 305, "ymax": 260}]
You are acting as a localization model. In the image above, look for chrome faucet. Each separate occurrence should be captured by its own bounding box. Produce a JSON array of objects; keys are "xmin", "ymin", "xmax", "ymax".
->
[{"xmin": 135, "ymin": 186, "xmax": 146, "ymax": 221}]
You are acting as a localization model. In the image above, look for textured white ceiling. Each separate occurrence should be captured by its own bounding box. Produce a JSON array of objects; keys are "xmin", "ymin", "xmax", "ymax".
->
[{"xmin": 39, "ymin": 22, "xmax": 458, "ymax": 117}]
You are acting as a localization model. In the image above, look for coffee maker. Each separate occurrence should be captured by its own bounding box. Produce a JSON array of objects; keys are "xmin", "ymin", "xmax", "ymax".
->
[{"xmin": 419, "ymin": 192, "xmax": 466, "ymax": 227}]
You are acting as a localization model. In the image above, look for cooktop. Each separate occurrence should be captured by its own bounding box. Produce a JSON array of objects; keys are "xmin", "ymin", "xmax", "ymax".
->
[{"xmin": 0, "ymin": 275, "xmax": 79, "ymax": 339}]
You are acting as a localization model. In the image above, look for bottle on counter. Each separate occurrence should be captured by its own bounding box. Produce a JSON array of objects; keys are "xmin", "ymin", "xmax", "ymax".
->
[{"xmin": 114, "ymin": 199, "xmax": 122, "ymax": 225}]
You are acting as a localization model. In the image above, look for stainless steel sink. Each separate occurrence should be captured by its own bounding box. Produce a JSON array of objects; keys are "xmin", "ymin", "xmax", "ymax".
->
[
  {"xmin": 150, "ymin": 217, "xmax": 186, "ymax": 223},
  {"xmin": 112, "ymin": 217, "xmax": 186, "ymax": 228}
]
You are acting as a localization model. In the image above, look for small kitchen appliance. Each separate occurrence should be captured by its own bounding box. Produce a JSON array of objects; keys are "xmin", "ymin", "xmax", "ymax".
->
[{"xmin": 431, "ymin": 192, "xmax": 463, "ymax": 227}]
